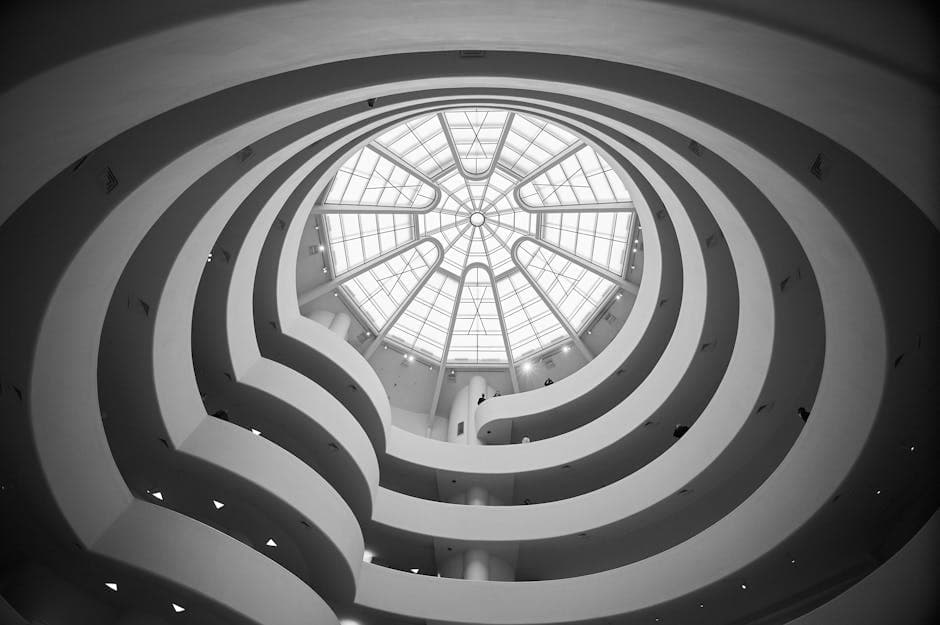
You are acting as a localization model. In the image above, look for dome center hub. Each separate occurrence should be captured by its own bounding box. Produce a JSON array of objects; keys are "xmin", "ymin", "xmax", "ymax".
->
[{"xmin": 469, "ymin": 211, "xmax": 486, "ymax": 227}]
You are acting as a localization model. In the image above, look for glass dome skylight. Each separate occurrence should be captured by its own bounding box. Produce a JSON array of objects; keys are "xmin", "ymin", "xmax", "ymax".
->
[{"xmin": 316, "ymin": 108, "xmax": 638, "ymax": 366}]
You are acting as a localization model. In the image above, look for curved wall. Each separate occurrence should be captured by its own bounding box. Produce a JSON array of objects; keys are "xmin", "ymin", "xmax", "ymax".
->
[{"xmin": 0, "ymin": 3, "xmax": 936, "ymax": 625}]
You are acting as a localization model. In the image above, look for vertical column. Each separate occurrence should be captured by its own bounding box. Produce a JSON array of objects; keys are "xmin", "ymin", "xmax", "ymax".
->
[
  {"xmin": 448, "ymin": 375, "xmax": 490, "ymax": 444},
  {"xmin": 463, "ymin": 484, "xmax": 490, "ymax": 580},
  {"xmin": 328, "ymin": 311, "xmax": 351, "ymax": 339},
  {"xmin": 466, "ymin": 375, "xmax": 488, "ymax": 446},
  {"xmin": 442, "ymin": 379, "xmax": 514, "ymax": 582},
  {"xmin": 308, "ymin": 309, "xmax": 351, "ymax": 340},
  {"xmin": 447, "ymin": 385, "xmax": 470, "ymax": 443},
  {"xmin": 466, "ymin": 485, "xmax": 488, "ymax": 506},
  {"xmin": 309, "ymin": 309, "xmax": 334, "ymax": 328},
  {"xmin": 463, "ymin": 549, "xmax": 489, "ymax": 581}
]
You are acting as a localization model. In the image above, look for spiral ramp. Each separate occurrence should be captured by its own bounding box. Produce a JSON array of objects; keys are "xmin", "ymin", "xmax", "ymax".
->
[{"xmin": 0, "ymin": 3, "xmax": 937, "ymax": 625}]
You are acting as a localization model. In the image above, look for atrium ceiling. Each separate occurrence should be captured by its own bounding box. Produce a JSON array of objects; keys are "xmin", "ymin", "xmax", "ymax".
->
[{"xmin": 0, "ymin": 2, "xmax": 936, "ymax": 625}]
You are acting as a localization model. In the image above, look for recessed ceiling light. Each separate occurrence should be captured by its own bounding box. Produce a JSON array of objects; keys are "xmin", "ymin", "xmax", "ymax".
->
[
  {"xmin": 105, "ymin": 582, "xmax": 118, "ymax": 591},
  {"xmin": 562, "ymin": 345, "xmax": 570, "ymax": 353},
  {"xmin": 699, "ymin": 603, "xmax": 705, "ymax": 608},
  {"xmin": 741, "ymin": 583, "xmax": 748, "ymax": 590},
  {"xmin": 910, "ymin": 445, "xmax": 915, "ymax": 451},
  {"xmin": 318, "ymin": 245, "xmax": 325, "ymax": 252},
  {"xmin": 212, "ymin": 500, "xmax": 224, "ymax": 510},
  {"xmin": 876, "ymin": 489, "xmax": 882, "ymax": 495},
  {"xmin": 266, "ymin": 538, "xmax": 277, "ymax": 547},
  {"xmin": 587, "ymin": 330, "xmax": 592, "ymax": 335},
  {"xmin": 522, "ymin": 362, "xmax": 532, "ymax": 372},
  {"xmin": 250, "ymin": 428, "xmax": 261, "ymax": 436},
  {"xmin": 171, "ymin": 603, "xmax": 185, "ymax": 613},
  {"xmin": 615, "ymin": 293, "xmax": 622, "ymax": 299},
  {"xmin": 322, "ymin": 267, "xmax": 328, "ymax": 273},
  {"xmin": 408, "ymin": 355, "xmax": 414, "ymax": 361}
]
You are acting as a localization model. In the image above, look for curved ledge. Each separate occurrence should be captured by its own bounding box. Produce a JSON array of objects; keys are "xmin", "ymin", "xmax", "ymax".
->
[
  {"xmin": 93, "ymin": 122, "xmax": 374, "ymax": 600},
  {"xmin": 0, "ymin": 34, "xmax": 934, "ymax": 625},
  {"xmin": 97, "ymin": 501, "xmax": 338, "ymax": 625}
]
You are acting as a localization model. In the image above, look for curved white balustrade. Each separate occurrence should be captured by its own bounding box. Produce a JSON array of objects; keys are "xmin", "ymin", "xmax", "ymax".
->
[
  {"xmin": 0, "ymin": 4, "xmax": 935, "ymax": 625},
  {"xmin": 250, "ymin": 85, "xmax": 818, "ymax": 588},
  {"xmin": 1, "ymin": 2, "xmax": 933, "ymax": 227}
]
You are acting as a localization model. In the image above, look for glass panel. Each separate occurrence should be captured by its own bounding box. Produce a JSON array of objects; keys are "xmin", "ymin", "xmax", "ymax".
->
[
  {"xmin": 387, "ymin": 271, "xmax": 459, "ymax": 360},
  {"xmin": 446, "ymin": 267, "xmax": 508, "ymax": 363},
  {"xmin": 541, "ymin": 210, "xmax": 633, "ymax": 274},
  {"xmin": 340, "ymin": 241, "xmax": 438, "ymax": 330},
  {"xmin": 518, "ymin": 145, "xmax": 630, "ymax": 208},
  {"xmin": 326, "ymin": 213, "xmax": 415, "ymax": 275},
  {"xmin": 325, "ymin": 147, "xmax": 436, "ymax": 208},
  {"xmin": 499, "ymin": 113, "xmax": 579, "ymax": 178},
  {"xmin": 375, "ymin": 114, "xmax": 454, "ymax": 178},
  {"xmin": 496, "ymin": 271, "xmax": 568, "ymax": 359},
  {"xmin": 517, "ymin": 240, "xmax": 618, "ymax": 330},
  {"xmin": 443, "ymin": 109, "xmax": 510, "ymax": 176}
]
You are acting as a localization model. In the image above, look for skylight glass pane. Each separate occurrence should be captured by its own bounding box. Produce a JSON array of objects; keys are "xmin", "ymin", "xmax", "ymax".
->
[
  {"xmin": 444, "ymin": 109, "xmax": 509, "ymax": 176},
  {"xmin": 439, "ymin": 227, "xmax": 472, "ymax": 275},
  {"xmin": 496, "ymin": 271, "xmax": 568, "ymax": 359},
  {"xmin": 376, "ymin": 114, "xmax": 454, "ymax": 178},
  {"xmin": 541, "ymin": 210, "xmax": 633, "ymax": 274},
  {"xmin": 340, "ymin": 241, "xmax": 439, "ymax": 330},
  {"xmin": 518, "ymin": 146, "xmax": 630, "ymax": 208},
  {"xmin": 466, "ymin": 228, "xmax": 488, "ymax": 266},
  {"xmin": 326, "ymin": 213, "xmax": 415, "ymax": 275},
  {"xmin": 499, "ymin": 113, "xmax": 579, "ymax": 178},
  {"xmin": 517, "ymin": 240, "xmax": 618, "ymax": 330},
  {"xmin": 325, "ymin": 147, "xmax": 436, "ymax": 209},
  {"xmin": 447, "ymin": 267, "xmax": 508, "ymax": 364},
  {"xmin": 488, "ymin": 194, "xmax": 537, "ymax": 236},
  {"xmin": 480, "ymin": 227, "xmax": 514, "ymax": 276},
  {"xmin": 438, "ymin": 170, "xmax": 477, "ymax": 213},
  {"xmin": 479, "ymin": 170, "xmax": 516, "ymax": 209},
  {"xmin": 387, "ymin": 271, "xmax": 459, "ymax": 360}
]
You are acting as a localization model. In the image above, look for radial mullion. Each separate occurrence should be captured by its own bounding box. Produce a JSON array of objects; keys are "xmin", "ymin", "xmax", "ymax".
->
[
  {"xmin": 532, "ymin": 235, "xmax": 637, "ymax": 293},
  {"xmin": 363, "ymin": 247, "xmax": 443, "ymax": 359},
  {"xmin": 515, "ymin": 141, "xmax": 584, "ymax": 187},
  {"xmin": 479, "ymin": 224, "xmax": 498, "ymax": 273},
  {"xmin": 299, "ymin": 236, "xmax": 430, "ymax": 307},
  {"xmin": 427, "ymin": 267, "xmax": 471, "ymax": 416},
  {"xmin": 369, "ymin": 142, "xmax": 442, "ymax": 192},
  {"xmin": 495, "ymin": 269, "xmax": 554, "ymax": 366},
  {"xmin": 484, "ymin": 266, "xmax": 518, "ymax": 385},
  {"xmin": 487, "ymin": 218, "xmax": 531, "ymax": 240},
  {"xmin": 512, "ymin": 255, "xmax": 592, "ymax": 361}
]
